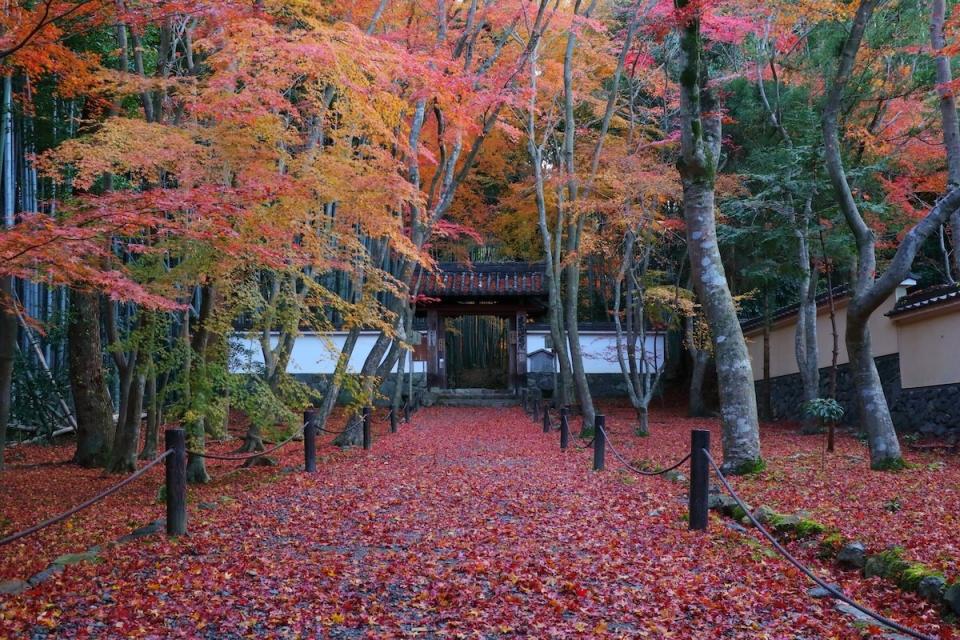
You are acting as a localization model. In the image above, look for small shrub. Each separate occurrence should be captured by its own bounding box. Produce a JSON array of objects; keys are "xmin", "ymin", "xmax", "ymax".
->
[
  {"xmin": 883, "ymin": 497, "xmax": 902, "ymax": 513},
  {"xmin": 802, "ymin": 398, "xmax": 844, "ymax": 424},
  {"xmin": 902, "ymin": 432, "xmax": 920, "ymax": 445}
]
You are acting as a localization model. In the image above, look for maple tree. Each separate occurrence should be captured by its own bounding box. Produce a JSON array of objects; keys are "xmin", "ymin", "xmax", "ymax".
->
[{"xmin": 3, "ymin": 0, "xmax": 960, "ymax": 634}]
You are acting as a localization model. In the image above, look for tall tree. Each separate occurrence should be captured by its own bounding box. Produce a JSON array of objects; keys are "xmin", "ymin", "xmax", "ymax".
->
[
  {"xmin": 821, "ymin": 0, "xmax": 960, "ymax": 468},
  {"xmin": 674, "ymin": 0, "xmax": 761, "ymax": 471}
]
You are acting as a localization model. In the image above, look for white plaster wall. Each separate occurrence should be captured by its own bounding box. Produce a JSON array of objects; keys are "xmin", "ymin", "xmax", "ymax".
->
[
  {"xmin": 526, "ymin": 330, "xmax": 665, "ymax": 374},
  {"xmin": 745, "ymin": 291, "xmax": 900, "ymax": 381},
  {"xmin": 231, "ymin": 330, "xmax": 663, "ymax": 376},
  {"xmin": 231, "ymin": 332, "xmax": 427, "ymax": 376}
]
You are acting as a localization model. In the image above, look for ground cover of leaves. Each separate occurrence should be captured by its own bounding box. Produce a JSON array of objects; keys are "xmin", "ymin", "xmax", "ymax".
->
[{"xmin": 1, "ymin": 405, "xmax": 956, "ymax": 638}]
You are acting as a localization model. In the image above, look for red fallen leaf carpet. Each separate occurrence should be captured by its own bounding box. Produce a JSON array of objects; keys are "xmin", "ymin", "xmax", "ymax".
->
[{"xmin": 1, "ymin": 406, "xmax": 956, "ymax": 639}]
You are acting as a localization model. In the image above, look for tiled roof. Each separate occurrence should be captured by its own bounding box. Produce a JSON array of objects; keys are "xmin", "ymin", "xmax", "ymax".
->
[
  {"xmin": 740, "ymin": 285, "xmax": 850, "ymax": 333},
  {"xmin": 418, "ymin": 262, "xmax": 546, "ymax": 297},
  {"xmin": 888, "ymin": 283, "xmax": 960, "ymax": 318}
]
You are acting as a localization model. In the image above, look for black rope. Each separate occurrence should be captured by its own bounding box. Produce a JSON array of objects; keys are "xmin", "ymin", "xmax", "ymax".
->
[
  {"xmin": 597, "ymin": 424, "xmax": 691, "ymax": 477},
  {"xmin": 317, "ymin": 417, "xmax": 362, "ymax": 437},
  {"xmin": 0, "ymin": 450, "xmax": 172, "ymax": 547},
  {"xmin": 705, "ymin": 451, "xmax": 936, "ymax": 640},
  {"xmin": 574, "ymin": 437, "xmax": 595, "ymax": 451},
  {"xmin": 188, "ymin": 424, "xmax": 305, "ymax": 461}
]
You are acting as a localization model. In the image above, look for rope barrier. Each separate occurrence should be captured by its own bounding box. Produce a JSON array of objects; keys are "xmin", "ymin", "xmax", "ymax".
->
[
  {"xmin": 574, "ymin": 437, "xmax": 595, "ymax": 451},
  {"xmin": 187, "ymin": 424, "xmax": 306, "ymax": 461},
  {"xmin": 317, "ymin": 416, "xmax": 362, "ymax": 437},
  {"xmin": 0, "ymin": 450, "xmax": 172, "ymax": 547},
  {"xmin": 597, "ymin": 424, "xmax": 691, "ymax": 477},
  {"xmin": 704, "ymin": 451, "xmax": 936, "ymax": 640}
]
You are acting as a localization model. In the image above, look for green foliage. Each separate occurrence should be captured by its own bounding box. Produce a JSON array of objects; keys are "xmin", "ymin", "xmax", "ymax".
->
[
  {"xmin": 228, "ymin": 374, "xmax": 305, "ymax": 438},
  {"xmin": 801, "ymin": 398, "xmax": 845, "ymax": 424}
]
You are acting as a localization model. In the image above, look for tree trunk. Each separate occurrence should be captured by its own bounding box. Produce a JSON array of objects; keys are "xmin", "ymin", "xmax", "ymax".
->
[
  {"xmin": 0, "ymin": 277, "xmax": 15, "ymax": 468},
  {"xmin": 675, "ymin": 0, "xmax": 761, "ymax": 471},
  {"xmin": 317, "ymin": 325, "xmax": 360, "ymax": 438},
  {"xmin": 761, "ymin": 293, "xmax": 772, "ymax": 420},
  {"xmin": 139, "ymin": 370, "xmax": 158, "ymax": 460},
  {"xmin": 931, "ymin": 0, "xmax": 960, "ymax": 278},
  {"xmin": 637, "ymin": 406, "xmax": 649, "ymax": 438},
  {"xmin": 560, "ymin": 20, "xmax": 596, "ymax": 431},
  {"xmin": 108, "ymin": 368, "xmax": 144, "ymax": 473},
  {"xmin": 796, "ymin": 209, "xmax": 820, "ymax": 433},
  {"xmin": 846, "ymin": 314, "xmax": 902, "ymax": 466},
  {"xmin": 682, "ymin": 182, "xmax": 761, "ymax": 471},
  {"xmin": 336, "ymin": 329, "xmax": 391, "ymax": 447},
  {"xmin": 821, "ymin": 0, "xmax": 960, "ymax": 467},
  {"xmin": 68, "ymin": 290, "xmax": 114, "ymax": 468},
  {"xmin": 688, "ymin": 349, "xmax": 710, "ymax": 417}
]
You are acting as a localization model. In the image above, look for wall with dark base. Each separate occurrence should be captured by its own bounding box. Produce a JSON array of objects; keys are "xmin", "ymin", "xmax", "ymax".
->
[
  {"xmin": 756, "ymin": 355, "xmax": 959, "ymax": 436},
  {"xmin": 527, "ymin": 373, "xmax": 653, "ymax": 399},
  {"xmin": 292, "ymin": 373, "xmax": 428, "ymax": 406}
]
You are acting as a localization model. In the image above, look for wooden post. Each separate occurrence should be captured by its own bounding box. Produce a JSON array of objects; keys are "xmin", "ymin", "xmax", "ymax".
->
[
  {"xmin": 404, "ymin": 401, "xmax": 410, "ymax": 423},
  {"xmin": 542, "ymin": 401, "xmax": 550, "ymax": 433},
  {"xmin": 689, "ymin": 429, "xmax": 711, "ymax": 531},
  {"xmin": 532, "ymin": 396, "xmax": 540, "ymax": 423},
  {"xmin": 362, "ymin": 406, "xmax": 372, "ymax": 451},
  {"xmin": 521, "ymin": 389, "xmax": 528, "ymax": 414},
  {"xmin": 165, "ymin": 429, "xmax": 187, "ymax": 536},
  {"xmin": 560, "ymin": 407, "xmax": 570, "ymax": 450},
  {"xmin": 303, "ymin": 409, "xmax": 318, "ymax": 473},
  {"xmin": 593, "ymin": 414, "xmax": 606, "ymax": 471},
  {"xmin": 390, "ymin": 407, "xmax": 398, "ymax": 433}
]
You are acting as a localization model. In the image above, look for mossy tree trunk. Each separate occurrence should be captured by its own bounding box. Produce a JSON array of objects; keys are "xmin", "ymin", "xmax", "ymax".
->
[
  {"xmin": 68, "ymin": 290, "xmax": 115, "ymax": 468},
  {"xmin": 675, "ymin": 0, "xmax": 761, "ymax": 472},
  {"xmin": 821, "ymin": 0, "xmax": 960, "ymax": 468}
]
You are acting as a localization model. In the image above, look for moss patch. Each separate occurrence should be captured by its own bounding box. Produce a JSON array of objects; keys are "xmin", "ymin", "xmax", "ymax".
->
[
  {"xmin": 897, "ymin": 562, "xmax": 944, "ymax": 592},
  {"xmin": 871, "ymin": 457, "xmax": 908, "ymax": 472},
  {"xmin": 732, "ymin": 458, "xmax": 767, "ymax": 476}
]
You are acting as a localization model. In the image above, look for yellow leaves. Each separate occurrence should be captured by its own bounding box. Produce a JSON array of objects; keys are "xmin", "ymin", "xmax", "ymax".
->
[
  {"xmin": 773, "ymin": 0, "xmax": 860, "ymax": 25},
  {"xmin": 39, "ymin": 118, "xmax": 210, "ymax": 191}
]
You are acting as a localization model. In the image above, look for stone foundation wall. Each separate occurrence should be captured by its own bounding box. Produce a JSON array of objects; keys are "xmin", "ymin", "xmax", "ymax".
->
[
  {"xmin": 528, "ymin": 372, "xmax": 648, "ymax": 398},
  {"xmin": 757, "ymin": 354, "xmax": 959, "ymax": 436},
  {"xmin": 292, "ymin": 373, "xmax": 427, "ymax": 405}
]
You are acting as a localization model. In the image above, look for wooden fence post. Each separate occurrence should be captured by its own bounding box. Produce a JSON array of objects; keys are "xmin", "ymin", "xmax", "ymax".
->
[
  {"xmin": 165, "ymin": 429, "xmax": 187, "ymax": 536},
  {"xmin": 542, "ymin": 401, "xmax": 550, "ymax": 433},
  {"xmin": 303, "ymin": 409, "xmax": 318, "ymax": 473},
  {"xmin": 560, "ymin": 407, "xmax": 570, "ymax": 450},
  {"xmin": 689, "ymin": 429, "xmax": 711, "ymax": 531},
  {"xmin": 362, "ymin": 407, "xmax": 372, "ymax": 451},
  {"xmin": 593, "ymin": 414, "xmax": 606, "ymax": 471}
]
